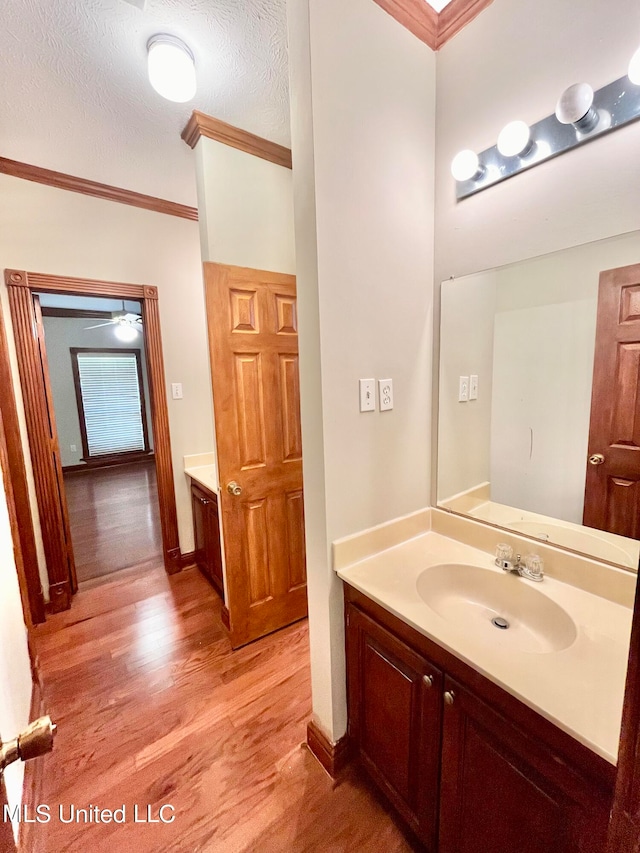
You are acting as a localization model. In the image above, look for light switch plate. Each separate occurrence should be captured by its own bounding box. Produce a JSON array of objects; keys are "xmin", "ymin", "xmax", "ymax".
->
[
  {"xmin": 469, "ymin": 375, "xmax": 479, "ymax": 400},
  {"xmin": 359, "ymin": 379, "xmax": 376, "ymax": 412},
  {"xmin": 171, "ymin": 382, "xmax": 183, "ymax": 400},
  {"xmin": 459, "ymin": 376, "xmax": 469, "ymax": 402},
  {"xmin": 379, "ymin": 379, "xmax": 393, "ymax": 411}
]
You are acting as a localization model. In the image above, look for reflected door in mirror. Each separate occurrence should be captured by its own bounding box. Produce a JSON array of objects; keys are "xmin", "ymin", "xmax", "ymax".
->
[{"xmin": 584, "ymin": 263, "xmax": 640, "ymax": 540}]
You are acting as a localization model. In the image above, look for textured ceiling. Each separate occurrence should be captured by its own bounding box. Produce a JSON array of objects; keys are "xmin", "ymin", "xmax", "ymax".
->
[{"xmin": 0, "ymin": 0, "xmax": 290, "ymax": 206}]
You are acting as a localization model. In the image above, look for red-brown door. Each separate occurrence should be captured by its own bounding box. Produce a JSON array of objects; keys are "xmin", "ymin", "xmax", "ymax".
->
[
  {"xmin": 583, "ymin": 263, "xmax": 640, "ymax": 539},
  {"xmin": 204, "ymin": 263, "xmax": 307, "ymax": 648},
  {"xmin": 0, "ymin": 773, "xmax": 17, "ymax": 853}
]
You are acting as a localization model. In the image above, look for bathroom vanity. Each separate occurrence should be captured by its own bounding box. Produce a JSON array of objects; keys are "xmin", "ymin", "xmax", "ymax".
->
[{"xmin": 337, "ymin": 515, "xmax": 633, "ymax": 853}]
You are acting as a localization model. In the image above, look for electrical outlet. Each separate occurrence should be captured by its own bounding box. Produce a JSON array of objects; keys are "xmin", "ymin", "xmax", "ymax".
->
[
  {"xmin": 459, "ymin": 376, "xmax": 469, "ymax": 402},
  {"xmin": 171, "ymin": 382, "xmax": 183, "ymax": 400},
  {"xmin": 70, "ymin": 444, "xmax": 77, "ymax": 452},
  {"xmin": 379, "ymin": 379, "xmax": 393, "ymax": 411},
  {"xmin": 359, "ymin": 379, "xmax": 376, "ymax": 412},
  {"xmin": 470, "ymin": 375, "xmax": 479, "ymax": 400}
]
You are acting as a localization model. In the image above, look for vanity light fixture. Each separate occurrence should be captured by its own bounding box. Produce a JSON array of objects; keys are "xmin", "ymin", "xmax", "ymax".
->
[
  {"xmin": 629, "ymin": 45, "xmax": 640, "ymax": 85},
  {"xmin": 453, "ymin": 56, "xmax": 640, "ymax": 201},
  {"xmin": 147, "ymin": 34, "xmax": 196, "ymax": 103},
  {"xmin": 496, "ymin": 120, "xmax": 533, "ymax": 157},
  {"xmin": 450, "ymin": 149, "xmax": 482, "ymax": 182},
  {"xmin": 555, "ymin": 83, "xmax": 599, "ymax": 132}
]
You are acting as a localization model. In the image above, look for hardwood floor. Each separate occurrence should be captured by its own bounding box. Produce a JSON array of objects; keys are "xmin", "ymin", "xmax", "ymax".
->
[
  {"xmin": 63, "ymin": 459, "xmax": 162, "ymax": 583},
  {"xmin": 31, "ymin": 563, "xmax": 418, "ymax": 852}
]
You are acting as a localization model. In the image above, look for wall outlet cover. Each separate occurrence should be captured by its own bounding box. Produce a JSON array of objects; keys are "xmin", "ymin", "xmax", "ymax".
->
[
  {"xmin": 470, "ymin": 375, "xmax": 479, "ymax": 400},
  {"xmin": 459, "ymin": 376, "xmax": 469, "ymax": 402},
  {"xmin": 379, "ymin": 378, "xmax": 393, "ymax": 411}
]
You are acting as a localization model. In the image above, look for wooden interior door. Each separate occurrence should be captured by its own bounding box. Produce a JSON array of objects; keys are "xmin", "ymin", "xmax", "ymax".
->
[
  {"xmin": 608, "ymin": 565, "xmax": 640, "ymax": 852},
  {"xmin": 0, "ymin": 772, "xmax": 17, "ymax": 853},
  {"xmin": 583, "ymin": 263, "xmax": 640, "ymax": 539},
  {"xmin": 205, "ymin": 263, "xmax": 307, "ymax": 648}
]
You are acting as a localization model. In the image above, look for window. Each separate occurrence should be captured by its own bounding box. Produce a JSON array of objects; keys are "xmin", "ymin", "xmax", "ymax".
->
[{"xmin": 71, "ymin": 348, "xmax": 150, "ymax": 460}]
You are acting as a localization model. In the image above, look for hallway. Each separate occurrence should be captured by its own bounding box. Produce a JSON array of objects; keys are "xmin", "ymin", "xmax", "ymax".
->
[{"xmin": 30, "ymin": 563, "xmax": 416, "ymax": 852}]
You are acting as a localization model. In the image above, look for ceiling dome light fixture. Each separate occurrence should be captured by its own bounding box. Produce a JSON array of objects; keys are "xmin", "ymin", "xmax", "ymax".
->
[
  {"xmin": 497, "ymin": 120, "xmax": 533, "ymax": 157},
  {"xmin": 555, "ymin": 83, "xmax": 599, "ymax": 132},
  {"xmin": 147, "ymin": 34, "xmax": 196, "ymax": 103},
  {"xmin": 629, "ymin": 46, "xmax": 640, "ymax": 85},
  {"xmin": 451, "ymin": 149, "xmax": 482, "ymax": 183}
]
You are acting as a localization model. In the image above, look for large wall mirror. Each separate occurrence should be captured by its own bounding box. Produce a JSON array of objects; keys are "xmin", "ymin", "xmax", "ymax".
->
[{"xmin": 437, "ymin": 229, "xmax": 640, "ymax": 572}]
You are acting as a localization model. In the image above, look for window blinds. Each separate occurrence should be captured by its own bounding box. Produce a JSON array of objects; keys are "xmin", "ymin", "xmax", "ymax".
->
[{"xmin": 75, "ymin": 352, "xmax": 146, "ymax": 457}]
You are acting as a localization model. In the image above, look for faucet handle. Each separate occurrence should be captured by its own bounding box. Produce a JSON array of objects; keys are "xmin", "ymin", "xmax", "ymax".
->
[
  {"xmin": 495, "ymin": 543, "xmax": 513, "ymax": 567},
  {"xmin": 522, "ymin": 554, "xmax": 544, "ymax": 582}
]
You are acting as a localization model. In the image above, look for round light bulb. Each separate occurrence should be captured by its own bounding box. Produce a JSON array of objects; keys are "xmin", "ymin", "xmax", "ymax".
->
[
  {"xmin": 555, "ymin": 83, "xmax": 598, "ymax": 131},
  {"xmin": 497, "ymin": 120, "xmax": 532, "ymax": 157},
  {"xmin": 147, "ymin": 35, "xmax": 196, "ymax": 103},
  {"xmin": 451, "ymin": 149, "xmax": 481, "ymax": 182},
  {"xmin": 115, "ymin": 323, "xmax": 139, "ymax": 343},
  {"xmin": 629, "ymin": 45, "xmax": 640, "ymax": 85}
]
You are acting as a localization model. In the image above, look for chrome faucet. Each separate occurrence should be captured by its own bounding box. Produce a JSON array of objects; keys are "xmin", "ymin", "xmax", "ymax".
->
[{"xmin": 495, "ymin": 545, "xmax": 544, "ymax": 583}]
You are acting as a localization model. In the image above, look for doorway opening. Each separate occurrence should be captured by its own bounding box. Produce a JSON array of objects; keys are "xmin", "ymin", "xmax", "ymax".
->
[
  {"xmin": 39, "ymin": 293, "xmax": 162, "ymax": 584},
  {"xmin": 5, "ymin": 268, "xmax": 181, "ymax": 613}
]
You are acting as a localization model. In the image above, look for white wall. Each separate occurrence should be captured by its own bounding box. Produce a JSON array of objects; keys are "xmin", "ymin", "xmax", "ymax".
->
[
  {"xmin": 288, "ymin": 0, "xmax": 436, "ymax": 740},
  {"xmin": 42, "ymin": 316, "xmax": 153, "ymax": 468},
  {"xmin": 434, "ymin": 0, "xmax": 640, "ymax": 285},
  {"xmin": 438, "ymin": 270, "xmax": 496, "ymax": 500},
  {"xmin": 0, "ymin": 461, "xmax": 32, "ymax": 840},
  {"xmin": 195, "ymin": 138, "xmax": 296, "ymax": 273},
  {"xmin": 0, "ymin": 175, "xmax": 215, "ymax": 596}
]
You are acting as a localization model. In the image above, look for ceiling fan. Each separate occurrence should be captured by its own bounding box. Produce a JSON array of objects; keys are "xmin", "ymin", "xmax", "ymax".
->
[{"xmin": 84, "ymin": 301, "xmax": 143, "ymax": 342}]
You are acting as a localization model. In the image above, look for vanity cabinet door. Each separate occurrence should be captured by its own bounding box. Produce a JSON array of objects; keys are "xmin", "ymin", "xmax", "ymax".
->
[
  {"xmin": 438, "ymin": 676, "xmax": 610, "ymax": 853},
  {"xmin": 346, "ymin": 605, "xmax": 442, "ymax": 850},
  {"xmin": 191, "ymin": 483, "xmax": 224, "ymax": 599}
]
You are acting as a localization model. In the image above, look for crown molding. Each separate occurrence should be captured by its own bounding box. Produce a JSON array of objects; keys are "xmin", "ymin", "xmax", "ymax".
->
[
  {"xmin": 372, "ymin": 0, "xmax": 494, "ymax": 50},
  {"xmin": 0, "ymin": 157, "xmax": 198, "ymax": 221},
  {"xmin": 181, "ymin": 111, "xmax": 293, "ymax": 170}
]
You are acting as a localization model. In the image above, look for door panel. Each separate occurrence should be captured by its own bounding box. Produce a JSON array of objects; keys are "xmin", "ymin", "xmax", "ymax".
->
[
  {"xmin": 0, "ymin": 774, "xmax": 17, "ymax": 853},
  {"xmin": 205, "ymin": 263, "xmax": 307, "ymax": 648},
  {"xmin": 584, "ymin": 263, "xmax": 640, "ymax": 538},
  {"xmin": 347, "ymin": 606, "xmax": 442, "ymax": 851}
]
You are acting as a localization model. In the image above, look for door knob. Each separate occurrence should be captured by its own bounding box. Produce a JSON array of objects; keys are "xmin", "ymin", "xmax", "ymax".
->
[
  {"xmin": 227, "ymin": 481, "xmax": 243, "ymax": 497},
  {"xmin": 588, "ymin": 453, "xmax": 605, "ymax": 466},
  {"xmin": 0, "ymin": 716, "xmax": 57, "ymax": 771}
]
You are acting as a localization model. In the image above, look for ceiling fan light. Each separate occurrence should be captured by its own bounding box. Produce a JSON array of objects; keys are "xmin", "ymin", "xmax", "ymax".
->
[
  {"xmin": 629, "ymin": 45, "xmax": 640, "ymax": 85},
  {"xmin": 115, "ymin": 323, "xmax": 139, "ymax": 342},
  {"xmin": 147, "ymin": 35, "xmax": 196, "ymax": 103}
]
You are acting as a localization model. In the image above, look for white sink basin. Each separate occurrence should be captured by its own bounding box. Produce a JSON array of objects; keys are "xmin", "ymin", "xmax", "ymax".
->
[{"xmin": 416, "ymin": 564, "xmax": 577, "ymax": 654}]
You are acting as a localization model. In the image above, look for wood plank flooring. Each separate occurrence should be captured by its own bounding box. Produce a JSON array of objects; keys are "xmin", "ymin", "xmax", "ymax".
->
[
  {"xmin": 63, "ymin": 460, "xmax": 162, "ymax": 583},
  {"xmin": 31, "ymin": 563, "xmax": 418, "ymax": 852}
]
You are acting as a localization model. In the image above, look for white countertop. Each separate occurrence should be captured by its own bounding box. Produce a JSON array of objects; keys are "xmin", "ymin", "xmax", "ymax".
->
[
  {"xmin": 336, "ymin": 531, "xmax": 633, "ymax": 765},
  {"xmin": 184, "ymin": 464, "xmax": 219, "ymax": 494}
]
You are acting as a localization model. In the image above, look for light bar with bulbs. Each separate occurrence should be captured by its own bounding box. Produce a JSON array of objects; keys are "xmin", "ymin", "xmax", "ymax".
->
[{"xmin": 452, "ymin": 48, "xmax": 640, "ymax": 200}]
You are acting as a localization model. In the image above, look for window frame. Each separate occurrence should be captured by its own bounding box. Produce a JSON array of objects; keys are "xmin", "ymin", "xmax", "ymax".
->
[{"xmin": 70, "ymin": 346, "xmax": 151, "ymax": 464}]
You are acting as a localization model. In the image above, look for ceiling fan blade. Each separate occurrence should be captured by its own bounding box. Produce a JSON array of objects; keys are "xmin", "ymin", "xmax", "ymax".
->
[{"xmin": 83, "ymin": 321, "xmax": 115, "ymax": 330}]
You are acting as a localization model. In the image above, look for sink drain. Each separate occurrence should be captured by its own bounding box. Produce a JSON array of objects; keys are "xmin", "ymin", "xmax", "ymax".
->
[{"xmin": 491, "ymin": 616, "xmax": 510, "ymax": 630}]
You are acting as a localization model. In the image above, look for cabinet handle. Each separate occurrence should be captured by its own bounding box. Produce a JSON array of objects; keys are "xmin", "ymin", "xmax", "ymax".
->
[
  {"xmin": 199, "ymin": 497, "xmax": 211, "ymax": 506},
  {"xmin": 444, "ymin": 690, "xmax": 455, "ymax": 706},
  {"xmin": 423, "ymin": 674, "xmax": 434, "ymax": 688}
]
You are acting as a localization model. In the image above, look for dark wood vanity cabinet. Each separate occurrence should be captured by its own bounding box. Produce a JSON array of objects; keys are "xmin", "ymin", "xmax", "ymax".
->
[
  {"xmin": 191, "ymin": 481, "xmax": 223, "ymax": 598},
  {"xmin": 347, "ymin": 606, "xmax": 443, "ymax": 849},
  {"xmin": 345, "ymin": 588, "xmax": 613, "ymax": 853}
]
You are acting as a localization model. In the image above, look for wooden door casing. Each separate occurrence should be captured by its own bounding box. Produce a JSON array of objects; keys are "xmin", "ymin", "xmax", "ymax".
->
[
  {"xmin": 584, "ymin": 262, "xmax": 640, "ymax": 539},
  {"xmin": 347, "ymin": 606, "xmax": 442, "ymax": 850},
  {"xmin": 439, "ymin": 677, "xmax": 610, "ymax": 853},
  {"xmin": 205, "ymin": 263, "xmax": 307, "ymax": 648}
]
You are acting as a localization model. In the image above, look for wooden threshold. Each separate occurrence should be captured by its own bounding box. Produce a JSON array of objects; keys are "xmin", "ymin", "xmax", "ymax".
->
[{"xmin": 0, "ymin": 157, "xmax": 198, "ymax": 221}]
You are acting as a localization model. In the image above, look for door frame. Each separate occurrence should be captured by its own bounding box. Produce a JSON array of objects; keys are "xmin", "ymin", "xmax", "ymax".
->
[{"xmin": 4, "ymin": 269, "xmax": 181, "ymax": 612}]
